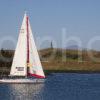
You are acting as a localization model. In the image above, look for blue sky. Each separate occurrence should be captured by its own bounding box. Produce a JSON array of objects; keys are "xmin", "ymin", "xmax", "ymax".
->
[{"xmin": 0, "ymin": 0, "xmax": 100, "ymax": 50}]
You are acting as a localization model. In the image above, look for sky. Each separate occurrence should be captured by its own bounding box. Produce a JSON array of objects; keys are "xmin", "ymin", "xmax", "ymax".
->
[{"xmin": 0, "ymin": 0, "xmax": 100, "ymax": 50}]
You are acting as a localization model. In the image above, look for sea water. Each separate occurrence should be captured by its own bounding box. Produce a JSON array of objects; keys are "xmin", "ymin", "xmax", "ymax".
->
[{"xmin": 0, "ymin": 73, "xmax": 100, "ymax": 100}]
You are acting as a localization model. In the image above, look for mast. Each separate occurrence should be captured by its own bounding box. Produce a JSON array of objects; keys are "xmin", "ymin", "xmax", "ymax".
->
[{"xmin": 26, "ymin": 15, "xmax": 30, "ymax": 75}]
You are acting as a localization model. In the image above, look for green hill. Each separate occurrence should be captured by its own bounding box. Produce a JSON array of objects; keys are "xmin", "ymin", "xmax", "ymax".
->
[{"xmin": 0, "ymin": 48, "xmax": 100, "ymax": 75}]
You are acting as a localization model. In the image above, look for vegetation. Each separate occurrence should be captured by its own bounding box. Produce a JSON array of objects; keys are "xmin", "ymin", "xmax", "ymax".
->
[{"xmin": 0, "ymin": 48, "xmax": 100, "ymax": 75}]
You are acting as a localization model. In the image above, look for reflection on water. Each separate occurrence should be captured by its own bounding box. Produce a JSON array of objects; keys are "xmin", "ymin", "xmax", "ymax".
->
[
  {"xmin": 9, "ymin": 83, "xmax": 44, "ymax": 100},
  {"xmin": 0, "ymin": 83, "xmax": 44, "ymax": 100},
  {"xmin": 1, "ymin": 73, "xmax": 100, "ymax": 100}
]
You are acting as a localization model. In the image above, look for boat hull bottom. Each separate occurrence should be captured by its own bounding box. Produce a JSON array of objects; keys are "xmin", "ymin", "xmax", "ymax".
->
[{"xmin": 0, "ymin": 78, "xmax": 45, "ymax": 84}]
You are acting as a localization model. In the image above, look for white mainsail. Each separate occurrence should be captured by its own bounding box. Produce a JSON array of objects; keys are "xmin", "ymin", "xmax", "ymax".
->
[
  {"xmin": 10, "ymin": 13, "xmax": 45, "ymax": 78},
  {"xmin": 10, "ymin": 14, "xmax": 27, "ymax": 76}
]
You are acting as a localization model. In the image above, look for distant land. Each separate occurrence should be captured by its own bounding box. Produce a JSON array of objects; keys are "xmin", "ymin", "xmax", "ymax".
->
[
  {"xmin": 0, "ymin": 48, "xmax": 100, "ymax": 75},
  {"xmin": 66, "ymin": 45, "xmax": 81, "ymax": 50}
]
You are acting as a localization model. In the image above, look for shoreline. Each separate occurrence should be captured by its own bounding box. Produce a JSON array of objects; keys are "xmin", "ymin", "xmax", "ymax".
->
[{"xmin": 45, "ymin": 70, "xmax": 100, "ymax": 75}]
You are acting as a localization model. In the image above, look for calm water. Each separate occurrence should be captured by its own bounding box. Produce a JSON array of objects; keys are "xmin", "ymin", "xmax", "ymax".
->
[{"xmin": 0, "ymin": 73, "xmax": 100, "ymax": 100}]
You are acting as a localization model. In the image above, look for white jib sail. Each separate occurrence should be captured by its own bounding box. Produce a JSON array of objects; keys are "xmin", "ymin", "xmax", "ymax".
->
[
  {"xmin": 27, "ymin": 17, "xmax": 45, "ymax": 78},
  {"xmin": 10, "ymin": 14, "xmax": 27, "ymax": 76}
]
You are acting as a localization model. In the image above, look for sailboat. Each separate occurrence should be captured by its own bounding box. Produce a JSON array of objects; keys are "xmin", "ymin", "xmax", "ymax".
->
[{"xmin": 0, "ymin": 13, "xmax": 45, "ymax": 83}]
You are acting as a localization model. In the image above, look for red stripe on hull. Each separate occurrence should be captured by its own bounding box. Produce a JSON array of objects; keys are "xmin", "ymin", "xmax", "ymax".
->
[{"xmin": 28, "ymin": 73, "xmax": 45, "ymax": 78}]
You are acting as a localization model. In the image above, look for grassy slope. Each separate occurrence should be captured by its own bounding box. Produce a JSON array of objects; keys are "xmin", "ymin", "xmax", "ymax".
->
[
  {"xmin": 40, "ymin": 48, "xmax": 100, "ymax": 73},
  {"xmin": 0, "ymin": 48, "xmax": 100, "ymax": 75}
]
